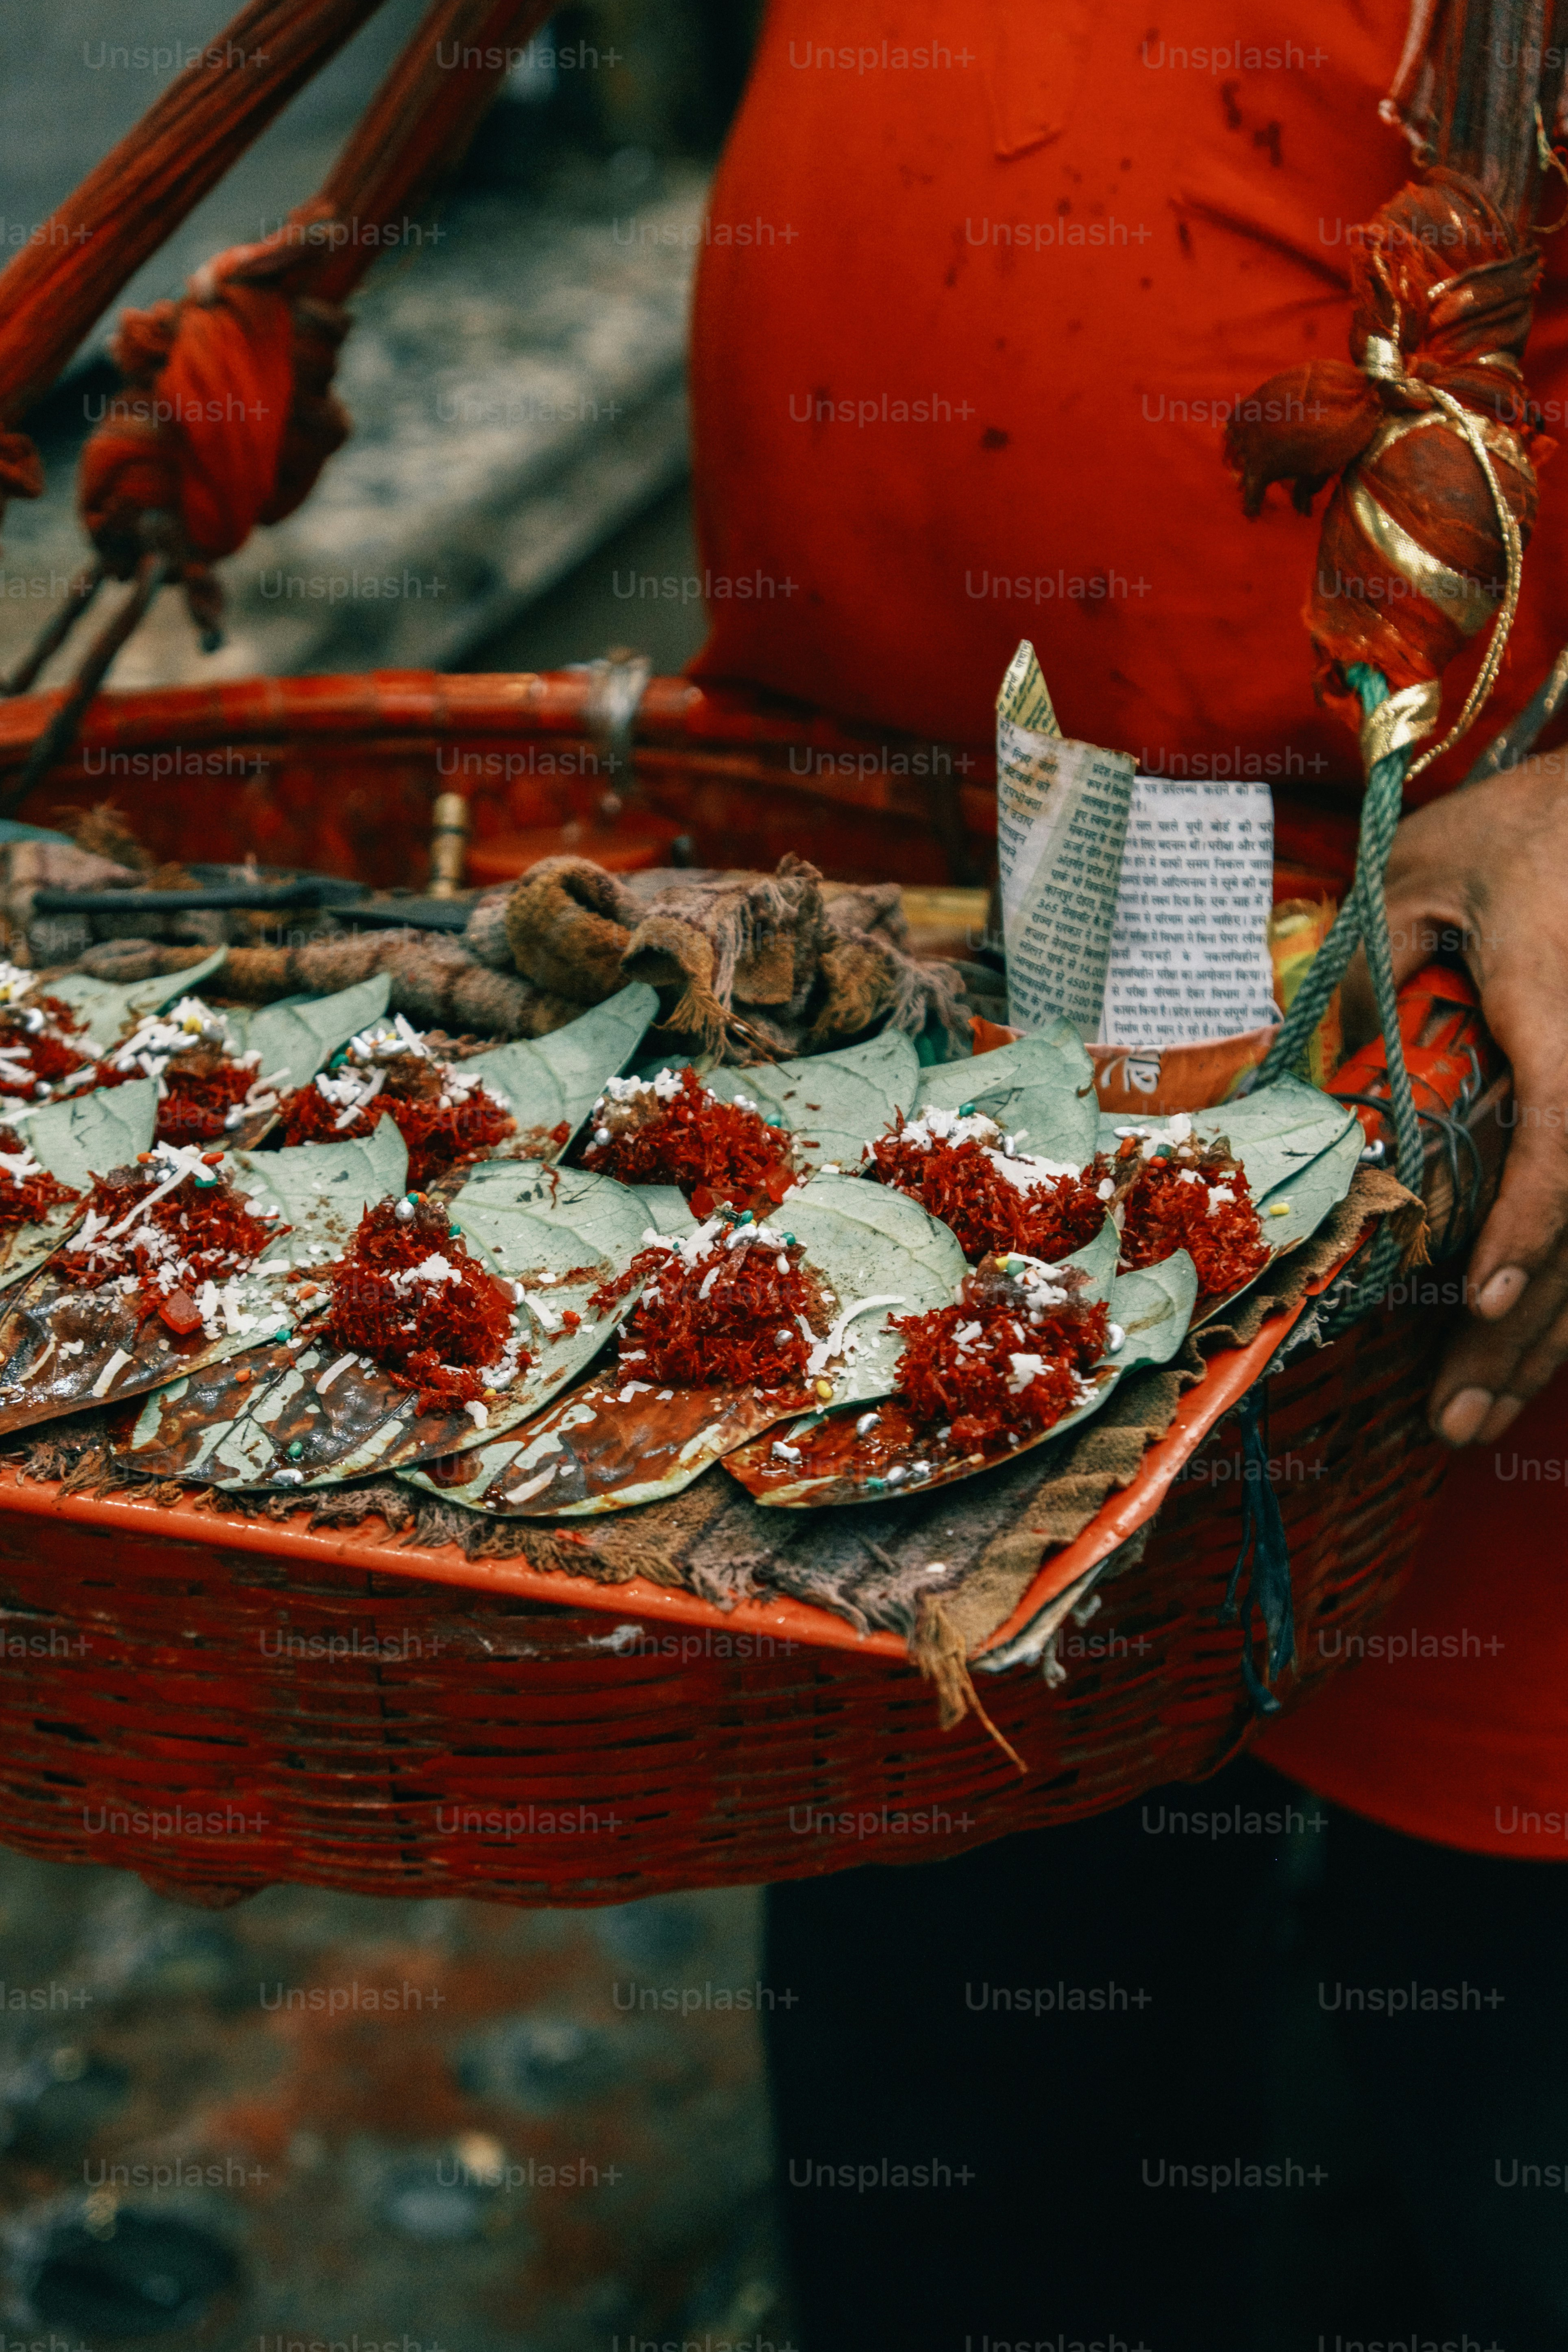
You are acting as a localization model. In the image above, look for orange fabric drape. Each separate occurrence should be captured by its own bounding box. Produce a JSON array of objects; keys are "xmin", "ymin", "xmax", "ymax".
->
[
  {"xmin": 62, "ymin": 0, "xmax": 554, "ymax": 610},
  {"xmin": 687, "ymin": 0, "xmax": 1568, "ymax": 801}
]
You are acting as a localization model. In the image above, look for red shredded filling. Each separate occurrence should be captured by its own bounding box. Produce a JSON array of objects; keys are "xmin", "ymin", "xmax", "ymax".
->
[
  {"xmin": 891, "ymin": 1261, "xmax": 1110, "ymax": 1456},
  {"xmin": 0, "ymin": 997, "xmax": 94, "ymax": 1100},
  {"xmin": 869, "ymin": 1120, "xmax": 1107, "ymax": 1264},
  {"xmin": 0, "ymin": 1127, "xmax": 79, "ymax": 1235},
  {"xmin": 602, "ymin": 1223, "xmax": 826, "ymax": 1391},
  {"xmin": 58, "ymin": 1154, "xmax": 283, "ymax": 1327},
  {"xmin": 317, "ymin": 1196, "xmax": 525, "ymax": 1415},
  {"xmin": 279, "ymin": 1057, "xmax": 516, "ymax": 1189},
  {"xmin": 148, "ymin": 1055, "xmax": 259, "ymax": 1146},
  {"xmin": 576, "ymin": 1068, "xmax": 798, "ymax": 1215},
  {"xmin": 1115, "ymin": 1143, "xmax": 1270, "ymax": 1300}
]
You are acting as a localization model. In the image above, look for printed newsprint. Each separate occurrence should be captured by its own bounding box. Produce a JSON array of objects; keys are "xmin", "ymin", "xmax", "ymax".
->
[
  {"xmin": 996, "ymin": 640, "xmax": 1136, "ymax": 1039},
  {"xmin": 995, "ymin": 641, "xmax": 1277, "ymax": 1048},
  {"xmin": 1099, "ymin": 779, "xmax": 1278, "ymax": 1049}
]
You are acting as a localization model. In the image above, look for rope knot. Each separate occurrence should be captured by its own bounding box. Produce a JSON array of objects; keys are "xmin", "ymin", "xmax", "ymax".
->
[{"xmin": 76, "ymin": 210, "xmax": 353, "ymax": 637}]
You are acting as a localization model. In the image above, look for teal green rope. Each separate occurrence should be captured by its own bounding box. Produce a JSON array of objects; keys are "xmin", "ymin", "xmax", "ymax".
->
[{"xmin": 1255, "ymin": 662, "xmax": 1424, "ymax": 1309}]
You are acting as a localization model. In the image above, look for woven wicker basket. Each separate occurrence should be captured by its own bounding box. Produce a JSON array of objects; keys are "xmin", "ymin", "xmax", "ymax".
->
[
  {"xmin": 0, "ymin": 677, "xmax": 1474, "ymax": 1905},
  {"xmin": 0, "ymin": 0, "xmax": 1500, "ymax": 1912},
  {"xmin": 0, "ymin": 1296, "xmax": 1448, "ymax": 1907}
]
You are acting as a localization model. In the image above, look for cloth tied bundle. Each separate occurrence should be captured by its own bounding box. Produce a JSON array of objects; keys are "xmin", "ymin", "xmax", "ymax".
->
[
  {"xmin": 475, "ymin": 852, "xmax": 969, "ymax": 1059},
  {"xmin": 1225, "ymin": 168, "xmax": 1555, "ymax": 737},
  {"xmin": 57, "ymin": 851, "xmax": 970, "ymax": 1058},
  {"xmin": 77, "ymin": 207, "xmax": 351, "ymax": 639}
]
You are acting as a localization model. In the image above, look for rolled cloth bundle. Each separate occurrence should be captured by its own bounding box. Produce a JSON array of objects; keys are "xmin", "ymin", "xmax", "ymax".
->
[
  {"xmin": 486, "ymin": 852, "xmax": 967, "ymax": 1057},
  {"xmin": 1225, "ymin": 168, "xmax": 1555, "ymax": 736}
]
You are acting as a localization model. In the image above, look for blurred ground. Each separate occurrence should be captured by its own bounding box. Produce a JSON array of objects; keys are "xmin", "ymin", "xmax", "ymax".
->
[{"xmin": 0, "ymin": 1851, "xmax": 788, "ymax": 2351}]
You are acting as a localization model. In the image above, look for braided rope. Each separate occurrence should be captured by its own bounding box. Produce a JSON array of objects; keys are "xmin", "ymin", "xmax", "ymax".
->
[{"xmin": 1254, "ymin": 663, "xmax": 1422, "ymax": 1307}]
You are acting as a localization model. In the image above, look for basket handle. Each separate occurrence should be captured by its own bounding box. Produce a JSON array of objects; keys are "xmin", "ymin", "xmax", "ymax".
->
[{"xmin": 1251, "ymin": 663, "xmax": 1429, "ymax": 1304}]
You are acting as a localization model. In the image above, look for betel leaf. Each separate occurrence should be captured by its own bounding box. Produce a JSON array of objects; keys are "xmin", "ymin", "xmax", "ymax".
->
[
  {"xmin": 1098, "ymin": 1077, "xmax": 1357, "ymax": 1206},
  {"xmin": 0, "ymin": 1078, "xmax": 159, "ymax": 1294},
  {"xmin": 226, "ymin": 973, "xmax": 392, "ymax": 1094},
  {"xmin": 626, "ymin": 1047, "xmax": 703, "ymax": 1084},
  {"xmin": 191, "ymin": 973, "xmax": 396, "ymax": 1151},
  {"xmin": 1252, "ymin": 1113, "xmax": 1364, "ymax": 1254},
  {"xmin": 0, "ymin": 1119, "xmax": 406, "ymax": 1440},
  {"xmin": 406, "ymin": 1370, "xmax": 799, "ymax": 1519},
  {"xmin": 727, "ymin": 1232, "xmax": 1197, "ymax": 1509},
  {"xmin": 113, "ymin": 1159, "xmax": 647, "ymax": 1490},
  {"xmin": 1191, "ymin": 1113, "xmax": 1365, "ymax": 1328},
  {"xmin": 417, "ymin": 1170, "xmax": 971, "ymax": 1518},
  {"xmin": 47, "ymin": 947, "xmax": 229, "ymax": 1050},
  {"xmin": 703, "ymin": 1029, "xmax": 921, "ymax": 1173},
  {"xmin": 913, "ymin": 1020, "xmax": 1099, "ymax": 1169},
  {"xmin": 228, "ymin": 1112, "xmax": 409, "ymax": 1242},
  {"xmin": 783, "ymin": 1174, "xmax": 968, "ymax": 1405},
  {"xmin": 464, "ymin": 983, "xmax": 659, "ymax": 1161},
  {"xmin": 100, "ymin": 1122, "xmax": 412, "ymax": 1482},
  {"xmin": 628, "ymin": 1183, "xmax": 692, "ymax": 1237},
  {"xmin": 1098, "ymin": 1075, "xmax": 1361, "ymax": 1320}
]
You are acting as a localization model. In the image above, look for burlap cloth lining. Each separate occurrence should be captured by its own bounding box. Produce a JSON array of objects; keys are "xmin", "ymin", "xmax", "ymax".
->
[{"xmin": 15, "ymin": 1167, "xmax": 1412, "ymax": 1664}]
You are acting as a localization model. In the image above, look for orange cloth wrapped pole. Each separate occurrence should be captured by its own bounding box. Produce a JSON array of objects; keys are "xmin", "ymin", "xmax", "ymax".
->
[
  {"xmin": 0, "ymin": 0, "xmax": 394, "ymax": 521},
  {"xmin": 69, "ymin": 0, "xmax": 555, "ymax": 644},
  {"xmin": 1225, "ymin": 171, "xmax": 1555, "ymax": 743}
]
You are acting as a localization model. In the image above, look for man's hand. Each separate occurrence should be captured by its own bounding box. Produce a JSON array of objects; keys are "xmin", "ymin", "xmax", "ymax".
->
[{"xmin": 1349, "ymin": 754, "xmax": 1568, "ymax": 1444}]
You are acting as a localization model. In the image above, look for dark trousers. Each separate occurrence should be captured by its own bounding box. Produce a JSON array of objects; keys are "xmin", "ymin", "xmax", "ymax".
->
[{"xmin": 764, "ymin": 1758, "xmax": 1568, "ymax": 2352}]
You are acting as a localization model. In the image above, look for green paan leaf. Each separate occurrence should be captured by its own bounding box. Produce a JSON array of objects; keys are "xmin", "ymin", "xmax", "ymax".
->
[
  {"xmin": 727, "ymin": 1228, "xmax": 1197, "ymax": 1509},
  {"xmin": 1099, "ymin": 1078, "xmax": 1357, "ymax": 1208},
  {"xmin": 112, "ymin": 1159, "xmax": 648, "ymax": 1490},
  {"xmin": 228, "ymin": 973, "xmax": 392, "ymax": 1094},
  {"xmin": 420, "ymin": 1171, "xmax": 970, "ymax": 1518},
  {"xmin": 703, "ymin": 1029, "xmax": 921, "ymax": 1173},
  {"xmin": 464, "ymin": 984, "xmax": 659, "ymax": 1161},
  {"xmin": 914, "ymin": 1018, "xmax": 1099, "ymax": 1167},
  {"xmin": 1099, "ymin": 1076, "xmax": 1360, "ymax": 1320},
  {"xmin": 194, "ymin": 973, "xmax": 396, "ymax": 1150},
  {"xmin": 0, "ymin": 1078, "xmax": 159, "ymax": 1294},
  {"xmin": 1190, "ymin": 1113, "xmax": 1365, "ymax": 1329},
  {"xmin": 626, "ymin": 1047, "xmax": 704, "ymax": 1084},
  {"xmin": 629, "ymin": 1183, "xmax": 694, "ymax": 1237},
  {"xmin": 47, "ymin": 947, "xmax": 229, "ymax": 1051},
  {"xmin": 782, "ymin": 1175, "xmax": 968, "ymax": 1405},
  {"xmin": 0, "ymin": 1120, "xmax": 407, "ymax": 1440}
]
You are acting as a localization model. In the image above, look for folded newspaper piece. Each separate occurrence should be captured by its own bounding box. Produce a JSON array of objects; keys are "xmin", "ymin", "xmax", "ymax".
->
[
  {"xmin": 996, "ymin": 642, "xmax": 1136, "ymax": 1041},
  {"xmin": 995, "ymin": 640, "xmax": 1278, "ymax": 1049},
  {"xmin": 1099, "ymin": 777, "xmax": 1278, "ymax": 1049}
]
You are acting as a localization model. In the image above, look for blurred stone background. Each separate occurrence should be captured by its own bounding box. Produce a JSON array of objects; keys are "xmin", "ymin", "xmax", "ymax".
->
[{"xmin": 0, "ymin": 0, "xmax": 747, "ymax": 689}]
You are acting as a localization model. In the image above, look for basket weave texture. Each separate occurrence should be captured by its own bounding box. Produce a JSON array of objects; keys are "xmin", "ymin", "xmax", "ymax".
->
[{"xmin": 0, "ymin": 1301, "xmax": 1450, "ymax": 1907}]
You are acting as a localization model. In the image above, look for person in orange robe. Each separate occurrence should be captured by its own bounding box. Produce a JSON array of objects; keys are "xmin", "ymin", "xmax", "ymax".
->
[{"xmin": 689, "ymin": 5, "xmax": 1568, "ymax": 2343}]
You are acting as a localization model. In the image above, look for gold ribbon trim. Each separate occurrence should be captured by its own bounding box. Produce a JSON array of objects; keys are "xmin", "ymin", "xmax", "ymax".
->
[
  {"xmin": 1347, "ymin": 476, "xmax": 1499, "ymax": 636},
  {"xmin": 1361, "ymin": 679, "xmax": 1441, "ymax": 773},
  {"xmin": 1363, "ymin": 407, "xmax": 1535, "ymax": 485}
]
